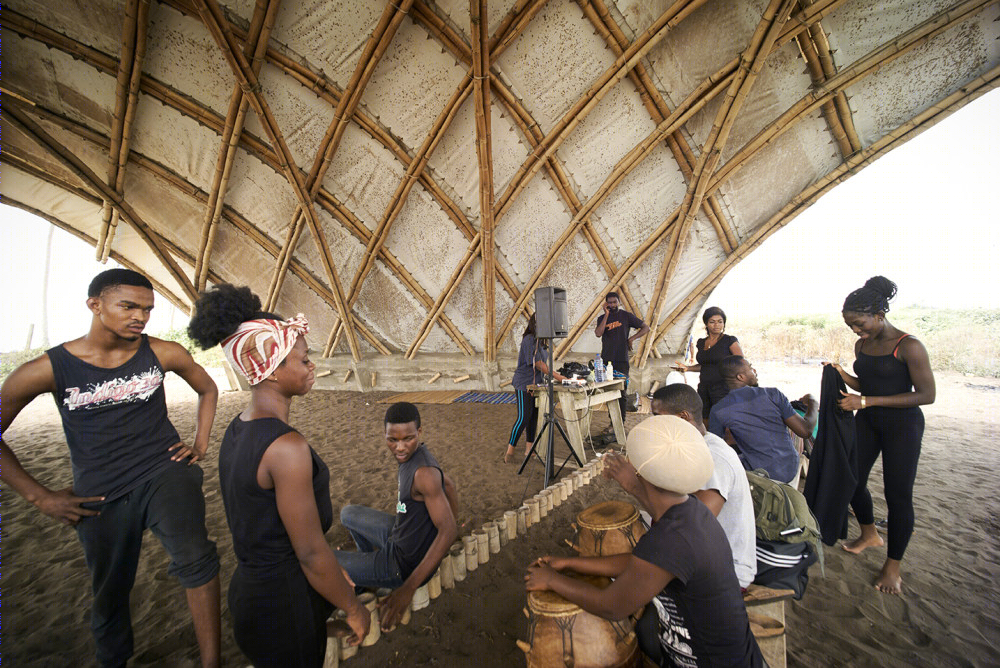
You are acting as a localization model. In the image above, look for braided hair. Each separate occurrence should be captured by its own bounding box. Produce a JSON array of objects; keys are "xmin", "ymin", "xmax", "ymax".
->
[{"xmin": 842, "ymin": 276, "xmax": 897, "ymax": 315}]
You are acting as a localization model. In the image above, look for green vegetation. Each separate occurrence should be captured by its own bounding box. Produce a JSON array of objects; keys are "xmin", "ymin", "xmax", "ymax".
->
[
  {"xmin": 735, "ymin": 307, "xmax": 1000, "ymax": 377},
  {"xmin": 0, "ymin": 329, "xmax": 224, "ymax": 384}
]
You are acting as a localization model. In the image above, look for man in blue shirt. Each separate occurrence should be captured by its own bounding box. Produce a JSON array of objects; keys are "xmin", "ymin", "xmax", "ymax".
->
[{"xmin": 708, "ymin": 356, "xmax": 816, "ymax": 483}]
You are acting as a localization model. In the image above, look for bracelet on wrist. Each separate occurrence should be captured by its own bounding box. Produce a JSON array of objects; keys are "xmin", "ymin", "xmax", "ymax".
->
[{"xmin": 860, "ymin": 395, "xmax": 867, "ymax": 409}]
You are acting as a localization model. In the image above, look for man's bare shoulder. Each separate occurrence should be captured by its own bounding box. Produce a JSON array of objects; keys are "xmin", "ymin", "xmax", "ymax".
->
[
  {"xmin": 147, "ymin": 337, "xmax": 194, "ymax": 368},
  {"xmin": 2, "ymin": 352, "xmax": 57, "ymax": 397}
]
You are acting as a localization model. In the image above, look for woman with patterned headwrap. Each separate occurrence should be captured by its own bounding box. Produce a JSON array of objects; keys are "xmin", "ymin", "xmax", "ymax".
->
[
  {"xmin": 825, "ymin": 276, "xmax": 935, "ymax": 596},
  {"xmin": 188, "ymin": 285, "xmax": 369, "ymax": 667}
]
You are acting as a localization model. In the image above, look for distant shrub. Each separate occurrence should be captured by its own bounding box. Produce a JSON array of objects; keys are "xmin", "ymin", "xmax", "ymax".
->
[
  {"xmin": 734, "ymin": 308, "xmax": 999, "ymax": 377},
  {"xmin": 0, "ymin": 347, "xmax": 46, "ymax": 383}
]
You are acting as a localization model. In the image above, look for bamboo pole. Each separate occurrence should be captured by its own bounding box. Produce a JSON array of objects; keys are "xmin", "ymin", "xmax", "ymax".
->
[
  {"xmin": 97, "ymin": 0, "xmax": 139, "ymax": 261},
  {"xmin": 406, "ymin": 233, "xmax": 483, "ymax": 359},
  {"xmin": 492, "ymin": 0, "xmax": 711, "ymax": 224},
  {"xmin": 453, "ymin": 374, "xmax": 471, "ymax": 383},
  {"xmin": 806, "ymin": 11, "xmax": 862, "ymax": 153},
  {"xmin": 269, "ymin": 0, "xmax": 413, "ymax": 335},
  {"xmin": 427, "ymin": 372, "xmax": 442, "ymax": 384},
  {"xmin": 343, "ymin": 369, "xmax": 353, "ymax": 383},
  {"xmin": 471, "ymin": 0, "xmax": 497, "ymax": 363},
  {"xmin": 794, "ymin": 25, "xmax": 853, "ymax": 158},
  {"xmin": 194, "ymin": 0, "xmax": 362, "ymax": 361},
  {"xmin": 315, "ymin": 370, "xmax": 331, "ymax": 378},
  {"xmin": 581, "ymin": 0, "xmax": 737, "ymax": 254},
  {"xmin": 196, "ymin": 0, "xmax": 278, "ymax": 291},
  {"xmin": 640, "ymin": 0, "xmax": 797, "ymax": 366},
  {"xmin": 4, "ymin": 104, "xmax": 199, "ymax": 302},
  {"xmin": 649, "ymin": 64, "xmax": 1000, "ymax": 349}
]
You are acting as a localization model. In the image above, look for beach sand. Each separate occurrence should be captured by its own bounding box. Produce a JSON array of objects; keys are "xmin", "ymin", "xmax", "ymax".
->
[{"xmin": 3, "ymin": 362, "xmax": 998, "ymax": 667}]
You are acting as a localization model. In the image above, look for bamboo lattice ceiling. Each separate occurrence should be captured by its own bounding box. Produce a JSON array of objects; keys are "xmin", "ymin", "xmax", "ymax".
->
[{"xmin": 3, "ymin": 0, "xmax": 998, "ymax": 366}]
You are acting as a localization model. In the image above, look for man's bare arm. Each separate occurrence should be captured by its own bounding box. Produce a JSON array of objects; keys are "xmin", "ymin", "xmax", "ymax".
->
[
  {"xmin": 1, "ymin": 355, "xmax": 104, "ymax": 524},
  {"xmin": 150, "ymin": 339, "xmax": 218, "ymax": 462}
]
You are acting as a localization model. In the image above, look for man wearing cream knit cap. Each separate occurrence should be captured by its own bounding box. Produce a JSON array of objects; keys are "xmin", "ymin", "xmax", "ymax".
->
[{"xmin": 526, "ymin": 416, "xmax": 763, "ymax": 667}]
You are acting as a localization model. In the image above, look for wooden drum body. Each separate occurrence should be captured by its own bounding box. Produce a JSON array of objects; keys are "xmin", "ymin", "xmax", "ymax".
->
[
  {"xmin": 519, "ymin": 574, "xmax": 639, "ymax": 668},
  {"xmin": 573, "ymin": 501, "xmax": 646, "ymax": 557}
]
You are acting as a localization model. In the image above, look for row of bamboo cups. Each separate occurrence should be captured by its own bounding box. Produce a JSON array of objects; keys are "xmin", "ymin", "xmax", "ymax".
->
[{"xmin": 324, "ymin": 455, "xmax": 608, "ymax": 666}]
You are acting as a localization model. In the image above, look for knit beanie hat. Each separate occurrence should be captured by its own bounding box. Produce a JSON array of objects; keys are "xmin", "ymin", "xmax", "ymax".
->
[{"xmin": 626, "ymin": 415, "xmax": 714, "ymax": 494}]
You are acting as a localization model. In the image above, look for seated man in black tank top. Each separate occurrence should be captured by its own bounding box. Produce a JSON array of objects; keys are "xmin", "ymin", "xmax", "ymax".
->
[
  {"xmin": 1, "ymin": 269, "xmax": 221, "ymax": 668},
  {"xmin": 334, "ymin": 402, "xmax": 459, "ymax": 631}
]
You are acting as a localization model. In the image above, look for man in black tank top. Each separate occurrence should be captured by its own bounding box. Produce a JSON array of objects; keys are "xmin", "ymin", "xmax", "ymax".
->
[
  {"xmin": 1, "ymin": 270, "xmax": 222, "ymax": 668},
  {"xmin": 334, "ymin": 402, "xmax": 459, "ymax": 631}
]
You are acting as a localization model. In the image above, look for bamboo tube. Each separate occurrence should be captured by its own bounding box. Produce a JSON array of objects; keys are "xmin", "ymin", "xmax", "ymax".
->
[
  {"xmin": 440, "ymin": 552, "xmax": 455, "ymax": 589},
  {"xmin": 453, "ymin": 374, "xmax": 471, "ymax": 383},
  {"xmin": 428, "ymin": 568, "xmax": 442, "ymax": 599},
  {"xmin": 485, "ymin": 521, "xmax": 501, "ymax": 554},
  {"xmin": 526, "ymin": 498, "xmax": 540, "ymax": 524},
  {"xmin": 451, "ymin": 543, "xmax": 467, "ymax": 581},
  {"xmin": 343, "ymin": 369, "xmax": 353, "ymax": 383},
  {"xmin": 359, "ymin": 592, "xmax": 380, "ymax": 646},
  {"xmin": 537, "ymin": 491, "xmax": 551, "ymax": 516},
  {"xmin": 504, "ymin": 510, "xmax": 518, "ymax": 540},
  {"xmin": 370, "ymin": 372, "xmax": 377, "ymax": 387},
  {"xmin": 315, "ymin": 370, "xmax": 331, "ymax": 378},
  {"xmin": 500, "ymin": 379, "xmax": 512, "ymax": 388},
  {"xmin": 463, "ymin": 535, "xmax": 479, "ymax": 572},
  {"xmin": 518, "ymin": 505, "xmax": 530, "ymax": 532},
  {"xmin": 427, "ymin": 372, "xmax": 442, "ymax": 384},
  {"xmin": 548, "ymin": 486, "xmax": 562, "ymax": 508},
  {"xmin": 411, "ymin": 582, "xmax": 430, "ymax": 611},
  {"xmin": 475, "ymin": 530, "xmax": 489, "ymax": 564},
  {"xmin": 497, "ymin": 516, "xmax": 509, "ymax": 547}
]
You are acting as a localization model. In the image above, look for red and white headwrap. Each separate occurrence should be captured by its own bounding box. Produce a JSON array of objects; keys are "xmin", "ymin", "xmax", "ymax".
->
[{"xmin": 221, "ymin": 314, "xmax": 310, "ymax": 386}]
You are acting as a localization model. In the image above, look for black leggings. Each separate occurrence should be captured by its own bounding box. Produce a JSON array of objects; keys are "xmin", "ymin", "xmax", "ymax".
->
[
  {"xmin": 850, "ymin": 406, "xmax": 924, "ymax": 561},
  {"xmin": 508, "ymin": 389, "xmax": 539, "ymax": 446}
]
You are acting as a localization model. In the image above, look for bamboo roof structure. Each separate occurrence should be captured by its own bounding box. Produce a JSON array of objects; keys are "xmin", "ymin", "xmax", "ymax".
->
[{"xmin": 4, "ymin": 0, "xmax": 999, "ymax": 373}]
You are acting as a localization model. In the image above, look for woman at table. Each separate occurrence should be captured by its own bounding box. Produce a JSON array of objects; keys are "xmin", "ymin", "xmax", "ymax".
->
[
  {"xmin": 674, "ymin": 307, "xmax": 743, "ymax": 420},
  {"xmin": 188, "ymin": 284, "xmax": 369, "ymax": 666},
  {"xmin": 826, "ymin": 276, "xmax": 934, "ymax": 595},
  {"xmin": 504, "ymin": 314, "xmax": 566, "ymax": 463}
]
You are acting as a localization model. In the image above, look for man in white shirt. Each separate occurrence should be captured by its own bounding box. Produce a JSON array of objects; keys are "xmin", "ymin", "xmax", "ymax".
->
[{"xmin": 652, "ymin": 384, "xmax": 757, "ymax": 588}]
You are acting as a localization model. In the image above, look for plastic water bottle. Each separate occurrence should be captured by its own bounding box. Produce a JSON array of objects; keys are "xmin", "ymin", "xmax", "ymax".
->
[
  {"xmin": 606, "ymin": 361, "xmax": 614, "ymax": 380},
  {"xmin": 594, "ymin": 353, "xmax": 604, "ymax": 382}
]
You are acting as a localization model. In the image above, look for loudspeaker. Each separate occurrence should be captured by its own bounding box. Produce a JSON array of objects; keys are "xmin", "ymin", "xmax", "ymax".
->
[{"xmin": 534, "ymin": 287, "xmax": 568, "ymax": 338}]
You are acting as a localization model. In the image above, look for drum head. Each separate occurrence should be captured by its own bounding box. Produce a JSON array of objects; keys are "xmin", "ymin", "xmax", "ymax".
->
[
  {"xmin": 528, "ymin": 572, "xmax": 611, "ymax": 615},
  {"xmin": 577, "ymin": 500, "xmax": 639, "ymax": 531}
]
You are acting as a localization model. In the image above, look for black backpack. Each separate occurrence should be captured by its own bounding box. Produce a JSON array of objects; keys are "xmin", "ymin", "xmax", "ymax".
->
[{"xmin": 753, "ymin": 539, "xmax": 818, "ymax": 600}]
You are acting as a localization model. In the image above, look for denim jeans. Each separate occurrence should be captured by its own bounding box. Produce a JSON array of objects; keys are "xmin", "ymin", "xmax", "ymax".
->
[
  {"xmin": 333, "ymin": 505, "xmax": 405, "ymax": 589},
  {"xmin": 75, "ymin": 463, "xmax": 219, "ymax": 668}
]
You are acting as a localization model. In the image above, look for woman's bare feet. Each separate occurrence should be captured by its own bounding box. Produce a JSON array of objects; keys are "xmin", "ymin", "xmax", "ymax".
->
[
  {"xmin": 842, "ymin": 524, "xmax": 884, "ymax": 554},
  {"xmin": 874, "ymin": 558, "xmax": 903, "ymax": 595},
  {"xmin": 504, "ymin": 445, "xmax": 516, "ymax": 463}
]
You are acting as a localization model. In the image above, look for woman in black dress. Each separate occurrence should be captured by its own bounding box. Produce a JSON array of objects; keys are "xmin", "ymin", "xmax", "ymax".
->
[
  {"xmin": 188, "ymin": 284, "xmax": 369, "ymax": 666},
  {"xmin": 674, "ymin": 307, "xmax": 743, "ymax": 420},
  {"xmin": 826, "ymin": 276, "xmax": 934, "ymax": 595}
]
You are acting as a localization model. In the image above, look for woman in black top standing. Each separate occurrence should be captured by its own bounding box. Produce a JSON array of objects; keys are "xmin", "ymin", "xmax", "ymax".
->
[
  {"xmin": 826, "ymin": 276, "xmax": 935, "ymax": 595},
  {"xmin": 674, "ymin": 307, "xmax": 743, "ymax": 420},
  {"xmin": 188, "ymin": 285, "xmax": 368, "ymax": 666}
]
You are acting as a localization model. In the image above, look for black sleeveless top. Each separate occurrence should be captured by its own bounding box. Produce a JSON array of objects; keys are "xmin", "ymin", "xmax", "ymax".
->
[
  {"xmin": 47, "ymin": 335, "xmax": 179, "ymax": 502},
  {"xmin": 853, "ymin": 336, "xmax": 915, "ymax": 397},
  {"xmin": 696, "ymin": 333, "xmax": 739, "ymax": 391},
  {"xmin": 390, "ymin": 444, "xmax": 444, "ymax": 579},
  {"xmin": 219, "ymin": 417, "xmax": 333, "ymax": 579}
]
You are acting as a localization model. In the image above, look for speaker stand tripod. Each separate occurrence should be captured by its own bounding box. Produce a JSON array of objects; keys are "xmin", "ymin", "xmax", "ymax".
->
[{"xmin": 517, "ymin": 339, "xmax": 583, "ymax": 488}]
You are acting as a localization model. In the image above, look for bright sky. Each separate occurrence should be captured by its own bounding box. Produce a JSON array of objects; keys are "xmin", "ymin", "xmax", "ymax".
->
[{"xmin": 1, "ymin": 90, "xmax": 997, "ymax": 352}]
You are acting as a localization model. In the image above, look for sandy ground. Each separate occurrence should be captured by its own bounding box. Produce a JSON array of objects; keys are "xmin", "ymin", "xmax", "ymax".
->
[{"xmin": 3, "ymin": 361, "xmax": 999, "ymax": 667}]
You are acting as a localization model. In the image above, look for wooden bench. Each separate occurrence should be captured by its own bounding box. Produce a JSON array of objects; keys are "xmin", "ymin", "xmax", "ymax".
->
[{"xmin": 744, "ymin": 584, "xmax": 796, "ymax": 668}]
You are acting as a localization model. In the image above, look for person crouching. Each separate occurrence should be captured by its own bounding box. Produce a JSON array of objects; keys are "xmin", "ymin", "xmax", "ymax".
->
[{"xmin": 525, "ymin": 415, "xmax": 764, "ymax": 667}]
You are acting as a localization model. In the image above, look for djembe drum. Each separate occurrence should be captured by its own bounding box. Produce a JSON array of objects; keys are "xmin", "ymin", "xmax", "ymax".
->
[
  {"xmin": 518, "ymin": 572, "xmax": 639, "ymax": 668},
  {"xmin": 572, "ymin": 501, "xmax": 646, "ymax": 557}
]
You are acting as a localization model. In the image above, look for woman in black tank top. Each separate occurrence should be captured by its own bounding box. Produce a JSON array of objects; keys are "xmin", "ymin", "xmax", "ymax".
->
[
  {"xmin": 825, "ymin": 277, "xmax": 935, "ymax": 596},
  {"xmin": 674, "ymin": 306, "xmax": 744, "ymax": 421},
  {"xmin": 189, "ymin": 285, "xmax": 370, "ymax": 666}
]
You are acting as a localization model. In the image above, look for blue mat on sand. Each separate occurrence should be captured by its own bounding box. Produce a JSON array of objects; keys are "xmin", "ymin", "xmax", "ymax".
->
[{"xmin": 454, "ymin": 391, "xmax": 517, "ymax": 405}]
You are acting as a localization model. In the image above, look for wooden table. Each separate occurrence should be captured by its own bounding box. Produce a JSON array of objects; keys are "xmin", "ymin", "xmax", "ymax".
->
[{"xmin": 528, "ymin": 378, "xmax": 627, "ymax": 465}]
